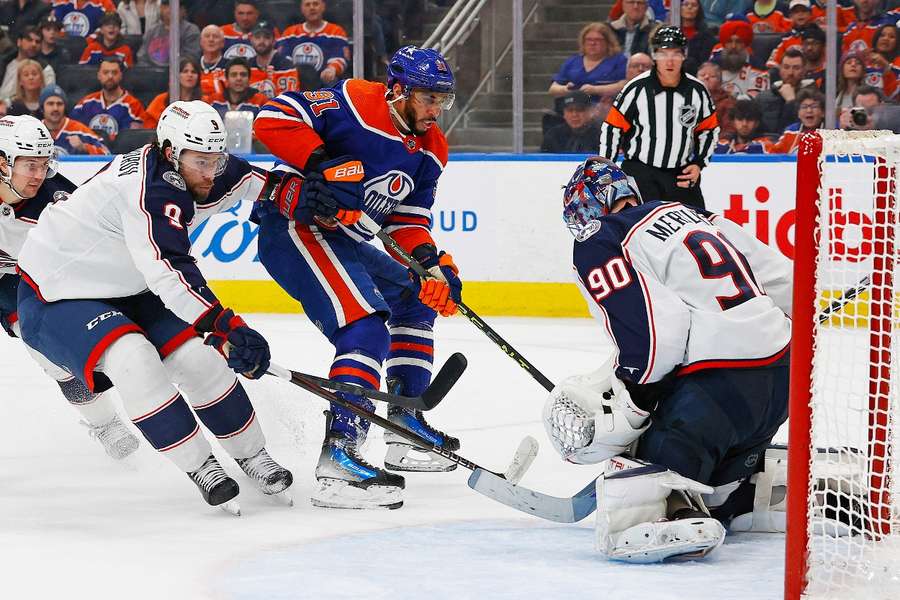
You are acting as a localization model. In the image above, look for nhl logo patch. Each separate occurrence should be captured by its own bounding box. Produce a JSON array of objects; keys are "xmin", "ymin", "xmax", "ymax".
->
[
  {"xmin": 163, "ymin": 171, "xmax": 187, "ymax": 191},
  {"xmin": 678, "ymin": 105, "xmax": 698, "ymax": 127}
]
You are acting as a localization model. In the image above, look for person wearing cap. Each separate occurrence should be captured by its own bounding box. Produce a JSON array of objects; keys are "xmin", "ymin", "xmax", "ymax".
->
[
  {"xmin": 599, "ymin": 26, "xmax": 719, "ymax": 208},
  {"xmin": 799, "ymin": 23, "xmax": 826, "ymax": 85},
  {"xmin": 70, "ymin": 56, "xmax": 144, "ymax": 139},
  {"xmin": 764, "ymin": 0, "xmax": 814, "ymax": 68},
  {"xmin": 757, "ymin": 46, "xmax": 817, "ymax": 134},
  {"xmin": 222, "ymin": 0, "xmax": 269, "ymax": 60},
  {"xmin": 541, "ymin": 92, "xmax": 603, "ymax": 154},
  {"xmin": 138, "ymin": 0, "xmax": 200, "ymax": 67},
  {"xmin": 79, "ymin": 12, "xmax": 134, "ymax": 68},
  {"xmin": 117, "ymin": 0, "xmax": 161, "ymax": 37},
  {"xmin": 52, "ymin": 0, "xmax": 116, "ymax": 38},
  {"xmin": 713, "ymin": 18, "xmax": 771, "ymax": 99},
  {"xmin": 746, "ymin": 0, "xmax": 791, "ymax": 34},
  {"xmin": 249, "ymin": 21, "xmax": 298, "ymax": 98},
  {"xmin": 37, "ymin": 17, "xmax": 70, "ymax": 71},
  {"xmin": 40, "ymin": 84, "xmax": 109, "ymax": 155},
  {"xmin": 715, "ymin": 98, "xmax": 771, "ymax": 154},
  {"xmin": 277, "ymin": 0, "xmax": 350, "ymax": 86},
  {"xmin": 608, "ymin": 0, "xmax": 660, "ymax": 57},
  {"xmin": 842, "ymin": 0, "xmax": 900, "ymax": 54}
]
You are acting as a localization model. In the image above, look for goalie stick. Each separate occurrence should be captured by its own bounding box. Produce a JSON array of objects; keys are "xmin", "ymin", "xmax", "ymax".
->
[
  {"xmin": 266, "ymin": 362, "xmax": 539, "ymax": 484},
  {"xmin": 376, "ymin": 230, "xmax": 556, "ymax": 393},
  {"xmin": 467, "ymin": 469, "xmax": 598, "ymax": 523},
  {"xmin": 288, "ymin": 352, "xmax": 467, "ymax": 411}
]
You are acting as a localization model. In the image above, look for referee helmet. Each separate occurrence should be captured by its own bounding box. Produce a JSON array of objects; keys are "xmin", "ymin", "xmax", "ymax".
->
[{"xmin": 650, "ymin": 26, "xmax": 687, "ymax": 56}]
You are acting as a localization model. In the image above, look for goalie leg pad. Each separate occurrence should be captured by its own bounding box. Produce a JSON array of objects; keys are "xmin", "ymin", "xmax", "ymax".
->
[{"xmin": 608, "ymin": 518, "xmax": 726, "ymax": 564}]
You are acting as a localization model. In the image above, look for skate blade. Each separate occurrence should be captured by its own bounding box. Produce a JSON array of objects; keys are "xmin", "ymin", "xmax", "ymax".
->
[
  {"xmin": 270, "ymin": 489, "xmax": 294, "ymax": 507},
  {"xmin": 384, "ymin": 443, "xmax": 457, "ymax": 473},
  {"xmin": 310, "ymin": 478, "xmax": 403, "ymax": 510},
  {"xmin": 218, "ymin": 499, "xmax": 242, "ymax": 517}
]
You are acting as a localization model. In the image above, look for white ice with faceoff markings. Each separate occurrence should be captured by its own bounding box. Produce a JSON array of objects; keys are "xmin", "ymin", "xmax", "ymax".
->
[{"xmin": 1, "ymin": 314, "xmax": 796, "ymax": 600}]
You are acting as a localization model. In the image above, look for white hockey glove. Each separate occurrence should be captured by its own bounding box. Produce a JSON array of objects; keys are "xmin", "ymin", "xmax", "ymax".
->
[
  {"xmin": 596, "ymin": 456, "xmax": 725, "ymax": 563},
  {"xmin": 542, "ymin": 363, "xmax": 649, "ymax": 465}
]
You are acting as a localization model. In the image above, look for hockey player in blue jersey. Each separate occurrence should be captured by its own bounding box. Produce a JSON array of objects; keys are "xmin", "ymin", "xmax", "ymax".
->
[
  {"xmin": 0, "ymin": 114, "xmax": 140, "ymax": 460},
  {"xmin": 542, "ymin": 157, "xmax": 792, "ymax": 562},
  {"xmin": 252, "ymin": 46, "xmax": 462, "ymax": 509},
  {"xmin": 16, "ymin": 101, "xmax": 293, "ymax": 512}
]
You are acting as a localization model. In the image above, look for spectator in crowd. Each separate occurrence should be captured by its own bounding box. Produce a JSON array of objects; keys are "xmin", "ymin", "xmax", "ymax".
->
[
  {"xmin": 698, "ymin": 61, "xmax": 737, "ymax": 135},
  {"xmin": 810, "ymin": 0, "xmax": 855, "ymax": 33},
  {"xmin": 140, "ymin": 56, "xmax": 203, "ymax": 129},
  {"xmin": 39, "ymin": 84, "xmax": 109, "ymax": 154},
  {"xmin": 682, "ymin": 0, "xmax": 716, "ymax": 74},
  {"xmin": 715, "ymin": 98, "xmax": 770, "ymax": 153},
  {"xmin": 549, "ymin": 23, "xmax": 627, "ymax": 112},
  {"xmin": 37, "ymin": 17, "xmax": 70, "ymax": 71},
  {"xmin": 186, "ymin": 0, "xmax": 235, "ymax": 29},
  {"xmin": 209, "ymin": 57, "xmax": 267, "ymax": 119},
  {"xmin": 714, "ymin": 18, "xmax": 770, "ymax": 98},
  {"xmin": 138, "ymin": 0, "xmax": 200, "ymax": 67},
  {"xmin": 541, "ymin": 92, "xmax": 602, "ymax": 153},
  {"xmin": 801, "ymin": 23, "xmax": 825, "ymax": 85},
  {"xmin": 199, "ymin": 24, "xmax": 227, "ymax": 96},
  {"xmin": 703, "ymin": 0, "xmax": 752, "ymax": 28},
  {"xmin": 868, "ymin": 23, "xmax": 900, "ymax": 98},
  {"xmin": 746, "ymin": 0, "xmax": 790, "ymax": 33},
  {"xmin": 4, "ymin": 57, "xmax": 44, "ymax": 116},
  {"xmin": 838, "ymin": 84, "xmax": 900, "ymax": 132},
  {"xmin": 768, "ymin": 87, "xmax": 825, "ymax": 153},
  {"xmin": 765, "ymin": 0, "xmax": 815, "ymax": 68},
  {"xmin": 842, "ymin": 0, "xmax": 898, "ymax": 54},
  {"xmin": 249, "ymin": 21, "xmax": 297, "ymax": 98},
  {"xmin": 757, "ymin": 46, "xmax": 816, "ymax": 134},
  {"xmin": 626, "ymin": 51, "xmax": 653, "ymax": 80},
  {"xmin": 1, "ymin": 26, "xmax": 54, "ymax": 103},
  {"xmin": 0, "ymin": 0, "xmax": 52, "ymax": 39},
  {"xmin": 80, "ymin": 12, "xmax": 135, "ymax": 68},
  {"xmin": 609, "ymin": 0, "xmax": 660, "ymax": 57},
  {"xmin": 222, "ymin": 0, "xmax": 262, "ymax": 59},
  {"xmin": 607, "ymin": 0, "xmax": 669, "ymax": 22},
  {"xmin": 52, "ymin": 0, "xmax": 117, "ymax": 38},
  {"xmin": 70, "ymin": 56, "xmax": 144, "ymax": 139},
  {"xmin": 278, "ymin": 0, "xmax": 350, "ymax": 88},
  {"xmin": 836, "ymin": 50, "xmax": 867, "ymax": 112},
  {"xmin": 117, "ymin": 0, "xmax": 160, "ymax": 36}
]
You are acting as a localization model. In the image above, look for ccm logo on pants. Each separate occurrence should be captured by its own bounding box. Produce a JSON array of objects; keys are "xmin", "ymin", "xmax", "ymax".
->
[{"xmin": 86, "ymin": 311, "xmax": 124, "ymax": 330}]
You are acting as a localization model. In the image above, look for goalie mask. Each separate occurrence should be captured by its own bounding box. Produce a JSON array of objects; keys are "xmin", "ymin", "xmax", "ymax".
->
[
  {"xmin": 0, "ymin": 115, "xmax": 59, "ymax": 201},
  {"xmin": 156, "ymin": 100, "xmax": 228, "ymax": 177},
  {"xmin": 562, "ymin": 157, "xmax": 641, "ymax": 241}
]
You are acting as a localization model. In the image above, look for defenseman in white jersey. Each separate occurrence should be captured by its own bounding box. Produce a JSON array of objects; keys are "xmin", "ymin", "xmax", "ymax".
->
[
  {"xmin": 16, "ymin": 101, "xmax": 293, "ymax": 511},
  {"xmin": 0, "ymin": 115, "xmax": 139, "ymax": 460},
  {"xmin": 543, "ymin": 157, "xmax": 791, "ymax": 562}
]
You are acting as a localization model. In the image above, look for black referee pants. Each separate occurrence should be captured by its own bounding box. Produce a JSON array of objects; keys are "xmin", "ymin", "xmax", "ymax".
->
[{"xmin": 621, "ymin": 159, "xmax": 706, "ymax": 209}]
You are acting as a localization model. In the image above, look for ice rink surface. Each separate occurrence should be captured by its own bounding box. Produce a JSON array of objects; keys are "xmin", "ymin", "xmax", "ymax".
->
[{"xmin": 0, "ymin": 315, "xmax": 786, "ymax": 600}]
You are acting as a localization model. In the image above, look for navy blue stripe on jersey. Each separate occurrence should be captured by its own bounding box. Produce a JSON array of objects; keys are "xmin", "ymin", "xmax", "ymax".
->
[
  {"xmin": 192, "ymin": 379, "xmax": 257, "ymax": 439},
  {"xmin": 131, "ymin": 392, "xmax": 200, "ymax": 452},
  {"xmin": 196, "ymin": 157, "xmax": 260, "ymax": 211},
  {"xmin": 12, "ymin": 173, "xmax": 77, "ymax": 222}
]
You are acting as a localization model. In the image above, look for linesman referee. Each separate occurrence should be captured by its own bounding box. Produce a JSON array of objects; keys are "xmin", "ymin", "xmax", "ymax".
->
[{"xmin": 598, "ymin": 26, "xmax": 719, "ymax": 209}]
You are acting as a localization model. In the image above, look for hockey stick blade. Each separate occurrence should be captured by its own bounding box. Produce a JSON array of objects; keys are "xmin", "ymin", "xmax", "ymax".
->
[
  {"xmin": 420, "ymin": 352, "xmax": 467, "ymax": 409},
  {"xmin": 503, "ymin": 436, "xmax": 539, "ymax": 485},
  {"xmin": 467, "ymin": 470, "xmax": 598, "ymax": 523}
]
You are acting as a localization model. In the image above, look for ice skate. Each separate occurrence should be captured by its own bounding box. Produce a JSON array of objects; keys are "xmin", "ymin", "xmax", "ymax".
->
[
  {"xmin": 236, "ymin": 447, "xmax": 294, "ymax": 506},
  {"xmin": 82, "ymin": 414, "xmax": 140, "ymax": 460},
  {"xmin": 311, "ymin": 414, "xmax": 405, "ymax": 510},
  {"xmin": 188, "ymin": 454, "xmax": 241, "ymax": 515},
  {"xmin": 384, "ymin": 405, "xmax": 459, "ymax": 472}
]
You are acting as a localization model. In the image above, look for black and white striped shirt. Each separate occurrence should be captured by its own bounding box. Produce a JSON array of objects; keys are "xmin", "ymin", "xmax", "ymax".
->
[{"xmin": 598, "ymin": 69, "xmax": 719, "ymax": 170}]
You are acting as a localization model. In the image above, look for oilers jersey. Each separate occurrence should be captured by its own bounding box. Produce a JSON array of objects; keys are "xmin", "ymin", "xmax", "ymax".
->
[
  {"xmin": 253, "ymin": 79, "xmax": 448, "ymax": 254},
  {"xmin": 51, "ymin": 117, "xmax": 110, "ymax": 155},
  {"xmin": 17, "ymin": 147, "xmax": 267, "ymax": 326},
  {"xmin": 572, "ymin": 201, "xmax": 792, "ymax": 386},
  {"xmin": 0, "ymin": 173, "xmax": 76, "ymax": 274},
  {"xmin": 276, "ymin": 21, "xmax": 349, "ymax": 76},
  {"xmin": 221, "ymin": 23, "xmax": 257, "ymax": 59},
  {"xmin": 52, "ymin": 0, "xmax": 117, "ymax": 37},
  {"xmin": 70, "ymin": 90, "xmax": 145, "ymax": 139}
]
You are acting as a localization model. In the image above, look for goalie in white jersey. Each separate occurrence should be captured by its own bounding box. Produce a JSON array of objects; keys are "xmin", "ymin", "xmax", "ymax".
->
[
  {"xmin": 543, "ymin": 157, "xmax": 791, "ymax": 562},
  {"xmin": 16, "ymin": 101, "xmax": 293, "ymax": 511}
]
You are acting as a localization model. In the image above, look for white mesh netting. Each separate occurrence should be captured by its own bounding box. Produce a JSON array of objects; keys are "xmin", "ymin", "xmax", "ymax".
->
[{"xmin": 805, "ymin": 130, "xmax": 900, "ymax": 598}]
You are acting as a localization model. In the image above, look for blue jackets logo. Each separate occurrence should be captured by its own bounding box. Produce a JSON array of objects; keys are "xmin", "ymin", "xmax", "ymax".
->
[{"xmin": 363, "ymin": 171, "xmax": 414, "ymax": 219}]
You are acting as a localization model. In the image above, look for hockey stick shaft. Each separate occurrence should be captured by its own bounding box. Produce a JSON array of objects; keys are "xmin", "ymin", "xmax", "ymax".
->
[
  {"xmin": 376, "ymin": 230, "xmax": 556, "ymax": 392},
  {"xmin": 818, "ymin": 275, "xmax": 870, "ymax": 324}
]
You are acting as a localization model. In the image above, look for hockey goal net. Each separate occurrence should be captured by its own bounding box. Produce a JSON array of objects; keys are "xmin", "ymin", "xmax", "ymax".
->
[{"xmin": 788, "ymin": 130, "xmax": 900, "ymax": 599}]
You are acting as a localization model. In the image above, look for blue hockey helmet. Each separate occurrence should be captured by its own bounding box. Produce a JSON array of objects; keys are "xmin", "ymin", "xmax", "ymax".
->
[
  {"xmin": 562, "ymin": 157, "xmax": 641, "ymax": 240},
  {"xmin": 387, "ymin": 46, "xmax": 455, "ymax": 108}
]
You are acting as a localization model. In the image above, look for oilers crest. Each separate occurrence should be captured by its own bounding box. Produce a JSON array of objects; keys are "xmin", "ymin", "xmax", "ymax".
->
[
  {"xmin": 89, "ymin": 114, "xmax": 119, "ymax": 137},
  {"xmin": 63, "ymin": 11, "xmax": 90, "ymax": 37},
  {"xmin": 363, "ymin": 171, "xmax": 414, "ymax": 219},
  {"xmin": 293, "ymin": 43, "xmax": 325, "ymax": 70},
  {"xmin": 225, "ymin": 43, "xmax": 256, "ymax": 59}
]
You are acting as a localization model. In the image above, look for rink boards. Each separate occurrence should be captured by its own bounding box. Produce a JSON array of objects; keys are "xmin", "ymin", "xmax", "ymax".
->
[{"xmin": 56, "ymin": 154, "xmax": 882, "ymax": 318}]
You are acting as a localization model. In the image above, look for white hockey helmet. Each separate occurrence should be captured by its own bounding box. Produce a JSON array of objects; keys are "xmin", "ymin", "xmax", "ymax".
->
[
  {"xmin": 0, "ymin": 115, "xmax": 58, "ymax": 199},
  {"xmin": 156, "ymin": 100, "xmax": 227, "ymax": 175}
]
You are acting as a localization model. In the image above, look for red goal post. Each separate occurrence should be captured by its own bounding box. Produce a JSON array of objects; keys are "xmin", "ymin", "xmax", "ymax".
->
[{"xmin": 787, "ymin": 130, "xmax": 900, "ymax": 599}]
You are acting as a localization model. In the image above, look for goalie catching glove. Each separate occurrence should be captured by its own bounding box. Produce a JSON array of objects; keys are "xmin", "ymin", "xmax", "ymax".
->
[
  {"xmin": 543, "ymin": 359, "xmax": 649, "ymax": 464},
  {"xmin": 203, "ymin": 308, "xmax": 271, "ymax": 379},
  {"xmin": 409, "ymin": 244, "xmax": 462, "ymax": 317},
  {"xmin": 265, "ymin": 156, "xmax": 364, "ymax": 226}
]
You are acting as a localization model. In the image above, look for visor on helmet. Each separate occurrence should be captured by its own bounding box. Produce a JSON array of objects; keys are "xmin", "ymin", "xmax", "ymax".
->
[
  {"xmin": 411, "ymin": 89, "xmax": 455, "ymax": 110},
  {"xmin": 178, "ymin": 150, "xmax": 228, "ymax": 177}
]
